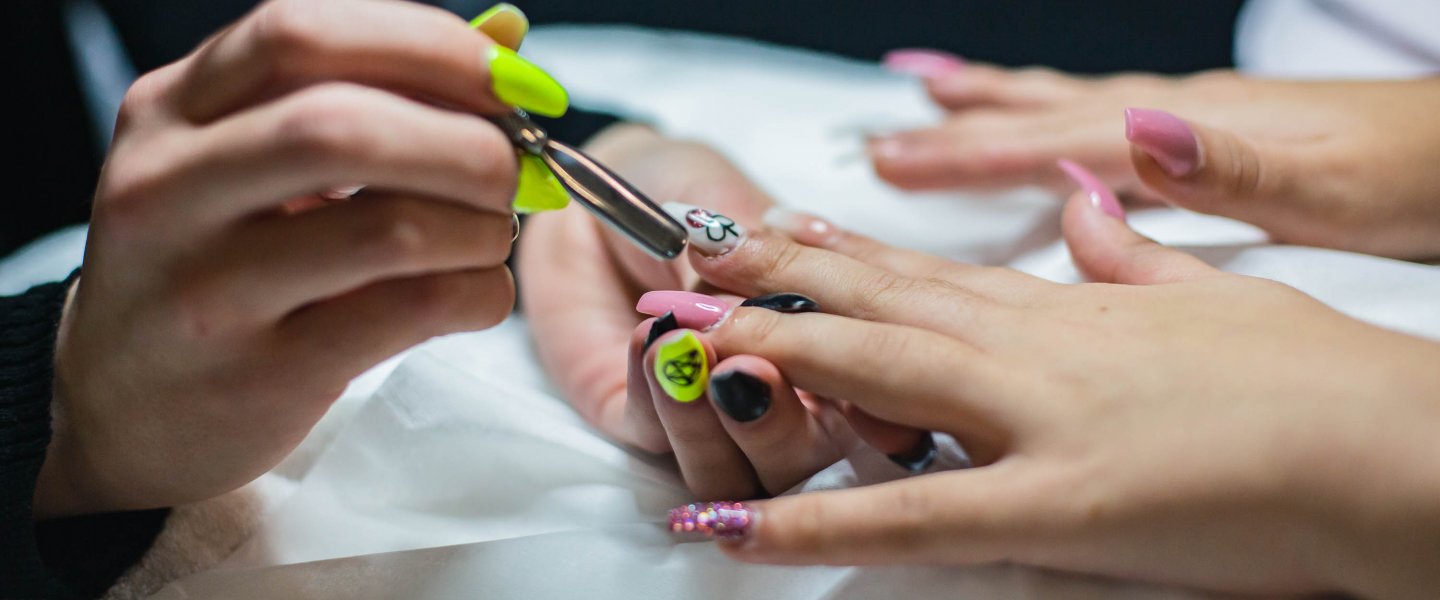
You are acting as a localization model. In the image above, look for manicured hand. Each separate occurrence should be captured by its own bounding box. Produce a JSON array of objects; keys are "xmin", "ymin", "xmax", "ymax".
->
[
  {"xmin": 668, "ymin": 161, "xmax": 1440, "ymax": 599},
  {"xmin": 38, "ymin": 0, "xmax": 561, "ymax": 517}
]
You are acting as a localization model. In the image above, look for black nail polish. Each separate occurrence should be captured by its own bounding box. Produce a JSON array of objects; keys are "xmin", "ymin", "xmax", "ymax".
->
[
  {"xmin": 644, "ymin": 311, "xmax": 679, "ymax": 352},
  {"xmin": 708, "ymin": 371, "xmax": 772, "ymax": 423},
  {"xmin": 887, "ymin": 432, "xmax": 937, "ymax": 473},
  {"xmin": 740, "ymin": 293, "xmax": 819, "ymax": 314}
]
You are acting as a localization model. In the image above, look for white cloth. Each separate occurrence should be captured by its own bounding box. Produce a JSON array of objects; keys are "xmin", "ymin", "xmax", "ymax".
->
[{"xmin": 1236, "ymin": 0, "xmax": 1440, "ymax": 78}]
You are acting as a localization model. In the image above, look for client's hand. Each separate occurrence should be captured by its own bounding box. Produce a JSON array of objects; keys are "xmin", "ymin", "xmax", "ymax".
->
[
  {"xmin": 673, "ymin": 162, "xmax": 1440, "ymax": 599},
  {"xmin": 38, "ymin": 0, "xmax": 553, "ymax": 517},
  {"xmin": 878, "ymin": 56, "xmax": 1440, "ymax": 259}
]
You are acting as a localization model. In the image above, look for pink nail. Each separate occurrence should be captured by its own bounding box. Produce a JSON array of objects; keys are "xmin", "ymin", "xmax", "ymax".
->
[
  {"xmin": 881, "ymin": 49, "xmax": 965, "ymax": 79},
  {"xmin": 637, "ymin": 291, "xmax": 731, "ymax": 330},
  {"xmin": 668, "ymin": 501, "xmax": 755, "ymax": 539},
  {"xmin": 1124, "ymin": 108, "xmax": 1201, "ymax": 178},
  {"xmin": 1057, "ymin": 159, "xmax": 1125, "ymax": 220}
]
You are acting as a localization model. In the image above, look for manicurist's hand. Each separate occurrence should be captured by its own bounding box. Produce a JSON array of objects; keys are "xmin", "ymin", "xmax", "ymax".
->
[
  {"xmin": 37, "ymin": 0, "xmax": 565, "ymax": 517},
  {"xmin": 879, "ymin": 54, "xmax": 1440, "ymax": 258},
  {"xmin": 669, "ymin": 161, "xmax": 1440, "ymax": 599}
]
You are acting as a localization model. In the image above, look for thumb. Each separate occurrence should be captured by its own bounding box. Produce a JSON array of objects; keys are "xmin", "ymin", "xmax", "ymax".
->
[
  {"xmin": 671, "ymin": 465, "xmax": 1041, "ymax": 566},
  {"xmin": 1059, "ymin": 159, "xmax": 1216, "ymax": 285},
  {"xmin": 1124, "ymin": 108, "xmax": 1300, "ymax": 222}
]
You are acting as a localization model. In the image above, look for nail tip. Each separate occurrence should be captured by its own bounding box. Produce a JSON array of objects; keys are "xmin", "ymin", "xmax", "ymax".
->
[
  {"xmin": 709, "ymin": 371, "xmax": 772, "ymax": 423},
  {"xmin": 668, "ymin": 501, "xmax": 756, "ymax": 539}
]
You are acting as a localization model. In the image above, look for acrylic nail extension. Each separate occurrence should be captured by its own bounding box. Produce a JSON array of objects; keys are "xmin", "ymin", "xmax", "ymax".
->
[
  {"xmin": 636, "ymin": 291, "xmax": 731, "ymax": 330},
  {"xmin": 662, "ymin": 202, "xmax": 748, "ymax": 256},
  {"xmin": 653, "ymin": 331, "xmax": 709, "ymax": 403},
  {"xmin": 709, "ymin": 371, "xmax": 772, "ymax": 423},
  {"xmin": 668, "ymin": 501, "xmax": 755, "ymax": 539},
  {"xmin": 1057, "ymin": 159, "xmax": 1126, "ymax": 221},
  {"xmin": 887, "ymin": 431, "xmax": 937, "ymax": 473},
  {"xmin": 1125, "ymin": 108, "xmax": 1202, "ymax": 178},
  {"xmin": 740, "ymin": 292, "xmax": 819, "ymax": 314},
  {"xmin": 643, "ymin": 311, "xmax": 679, "ymax": 352}
]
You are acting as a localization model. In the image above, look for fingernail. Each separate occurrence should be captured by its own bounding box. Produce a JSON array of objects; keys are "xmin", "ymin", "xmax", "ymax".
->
[
  {"xmin": 470, "ymin": 4, "xmax": 529, "ymax": 50},
  {"xmin": 740, "ymin": 292, "xmax": 819, "ymax": 314},
  {"xmin": 1124, "ymin": 108, "xmax": 1201, "ymax": 178},
  {"xmin": 762, "ymin": 207, "xmax": 842, "ymax": 247},
  {"xmin": 882, "ymin": 48, "xmax": 966, "ymax": 79},
  {"xmin": 1057, "ymin": 159, "xmax": 1125, "ymax": 221},
  {"xmin": 668, "ymin": 501, "xmax": 756, "ymax": 539},
  {"xmin": 887, "ymin": 432, "xmax": 937, "ymax": 473},
  {"xmin": 865, "ymin": 135, "xmax": 908, "ymax": 162},
  {"xmin": 709, "ymin": 371, "xmax": 772, "ymax": 423},
  {"xmin": 636, "ymin": 291, "xmax": 730, "ymax": 330},
  {"xmin": 662, "ymin": 203, "xmax": 748, "ymax": 256},
  {"xmin": 512, "ymin": 154, "xmax": 570, "ymax": 213},
  {"xmin": 643, "ymin": 311, "xmax": 678, "ymax": 352},
  {"xmin": 487, "ymin": 46, "xmax": 569, "ymax": 117},
  {"xmin": 653, "ymin": 331, "xmax": 708, "ymax": 403}
]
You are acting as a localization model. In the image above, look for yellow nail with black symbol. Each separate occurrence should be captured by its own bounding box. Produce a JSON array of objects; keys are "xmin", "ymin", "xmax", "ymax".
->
[
  {"xmin": 470, "ymin": 4, "xmax": 529, "ymax": 50},
  {"xmin": 487, "ymin": 46, "xmax": 568, "ymax": 117},
  {"xmin": 654, "ymin": 331, "xmax": 708, "ymax": 403},
  {"xmin": 514, "ymin": 154, "xmax": 570, "ymax": 213}
]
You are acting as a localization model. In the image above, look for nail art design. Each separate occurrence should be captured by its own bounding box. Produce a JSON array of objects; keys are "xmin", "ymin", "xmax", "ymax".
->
[
  {"xmin": 643, "ymin": 311, "xmax": 679, "ymax": 352},
  {"xmin": 662, "ymin": 203, "xmax": 747, "ymax": 256},
  {"xmin": 1057, "ymin": 159, "xmax": 1126, "ymax": 221},
  {"xmin": 654, "ymin": 331, "xmax": 708, "ymax": 403},
  {"xmin": 470, "ymin": 3, "xmax": 529, "ymax": 50},
  {"xmin": 513, "ymin": 153, "xmax": 570, "ymax": 213},
  {"xmin": 762, "ymin": 207, "xmax": 842, "ymax": 247},
  {"xmin": 882, "ymin": 49, "xmax": 966, "ymax": 79},
  {"xmin": 887, "ymin": 432, "xmax": 937, "ymax": 473},
  {"xmin": 487, "ymin": 46, "xmax": 569, "ymax": 118},
  {"xmin": 709, "ymin": 371, "xmax": 772, "ymax": 423},
  {"xmin": 636, "ymin": 291, "xmax": 730, "ymax": 330},
  {"xmin": 740, "ymin": 292, "xmax": 819, "ymax": 314},
  {"xmin": 668, "ymin": 501, "xmax": 755, "ymax": 539},
  {"xmin": 1124, "ymin": 108, "xmax": 1201, "ymax": 178}
]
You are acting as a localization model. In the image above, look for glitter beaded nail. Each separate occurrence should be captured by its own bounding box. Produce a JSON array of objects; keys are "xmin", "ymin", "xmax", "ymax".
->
[{"xmin": 668, "ymin": 501, "xmax": 755, "ymax": 539}]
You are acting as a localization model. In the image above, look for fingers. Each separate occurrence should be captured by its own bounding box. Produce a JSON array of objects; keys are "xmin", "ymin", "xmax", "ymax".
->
[
  {"xmin": 925, "ymin": 64, "xmax": 1083, "ymax": 111},
  {"xmin": 1058, "ymin": 160, "xmax": 1218, "ymax": 285},
  {"xmin": 201, "ymin": 193, "xmax": 514, "ymax": 324},
  {"xmin": 709, "ymin": 356, "xmax": 845, "ymax": 495},
  {"xmin": 177, "ymin": 0, "xmax": 564, "ymax": 123},
  {"xmin": 277, "ymin": 267, "xmax": 514, "ymax": 379},
  {"xmin": 704, "ymin": 308, "xmax": 1018, "ymax": 449},
  {"xmin": 646, "ymin": 329, "xmax": 759, "ymax": 500},
  {"xmin": 1125, "ymin": 108, "xmax": 1305, "ymax": 225},
  {"xmin": 174, "ymin": 83, "xmax": 516, "ymax": 224},
  {"xmin": 717, "ymin": 464, "xmax": 1052, "ymax": 566}
]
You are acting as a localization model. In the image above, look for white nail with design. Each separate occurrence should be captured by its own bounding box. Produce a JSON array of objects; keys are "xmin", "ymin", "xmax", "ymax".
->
[{"xmin": 663, "ymin": 202, "xmax": 748, "ymax": 256}]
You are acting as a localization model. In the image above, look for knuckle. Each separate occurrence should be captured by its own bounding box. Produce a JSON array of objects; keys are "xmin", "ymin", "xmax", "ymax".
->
[
  {"xmin": 115, "ymin": 69, "xmax": 172, "ymax": 131},
  {"xmin": 170, "ymin": 277, "xmax": 242, "ymax": 340},
  {"xmin": 275, "ymin": 87, "xmax": 380, "ymax": 161},
  {"xmin": 361, "ymin": 202, "xmax": 432, "ymax": 267},
  {"xmin": 850, "ymin": 271, "xmax": 914, "ymax": 320},
  {"xmin": 252, "ymin": 0, "xmax": 327, "ymax": 60}
]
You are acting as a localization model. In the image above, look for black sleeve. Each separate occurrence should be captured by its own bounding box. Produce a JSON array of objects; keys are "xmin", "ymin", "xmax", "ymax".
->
[{"xmin": 0, "ymin": 274, "xmax": 167, "ymax": 600}]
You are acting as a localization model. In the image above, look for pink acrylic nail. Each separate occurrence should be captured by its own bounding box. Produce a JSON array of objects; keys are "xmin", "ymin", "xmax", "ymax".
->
[
  {"xmin": 882, "ymin": 49, "xmax": 966, "ymax": 79},
  {"xmin": 1057, "ymin": 159, "xmax": 1125, "ymax": 220},
  {"xmin": 1125, "ymin": 108, "xmax": 1201, "ymax": 178},
  {"xmin": 668, "ymin": 501, "xmax": 755, "ymax": 539},
  {"xmin": 637, "ymin": 291, "xmax": 730, "ymax": 330}
]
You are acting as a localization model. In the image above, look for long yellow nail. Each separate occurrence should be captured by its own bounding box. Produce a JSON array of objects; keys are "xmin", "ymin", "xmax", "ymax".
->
[
  {"xmin": 470, "ymin": 4, "xmax": 529, "ymax": 50},
  {"xmin": 514, "ymin": 154, "xmax": 570, "ymax": 213},
  {"xmin": 654, "ymin": 332, "xmax": 708, "ymax": 403},
  {"xmin": 487, "ymin": 46, "xmax": 568, "ymax": 117}
]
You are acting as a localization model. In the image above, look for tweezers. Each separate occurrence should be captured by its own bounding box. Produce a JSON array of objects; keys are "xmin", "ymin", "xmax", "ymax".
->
[{"xmin": 490, "ymin": 110, "xmax": 689, "ymax": 260}]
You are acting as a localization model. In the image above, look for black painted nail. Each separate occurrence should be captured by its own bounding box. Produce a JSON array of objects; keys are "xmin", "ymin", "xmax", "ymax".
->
[
  {"xmin": 740, "ymin": 293, "xmax": 819, "ymax": 314},
  {"xmin": 708, "ymin": 371, "xmax": 772, "ymax": 423},
  {"xmin": 644, "ymin": 311, "xmax": 679, "ymax": 352},
  {"xmin": 887, "ymin": 432, "xmax": 937, "ymax": 473}
]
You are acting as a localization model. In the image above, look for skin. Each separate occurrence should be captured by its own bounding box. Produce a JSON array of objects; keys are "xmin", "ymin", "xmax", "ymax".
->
[
  {"xmin": 874, "ymin": 68, "xmax": 1440, "ymax": 259},
  {"xmin": 688, "ymin": 196, "xmax": 1440, "ymax": 600},
  {"xmin": 36, "ymin": 0, "xmax": 527, "ymax": 518}
]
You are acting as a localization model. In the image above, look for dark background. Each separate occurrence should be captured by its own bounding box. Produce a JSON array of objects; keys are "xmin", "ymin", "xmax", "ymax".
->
[{"xmin": 4, "ymin": 0, "xmax": 1245, "ymax": 255}]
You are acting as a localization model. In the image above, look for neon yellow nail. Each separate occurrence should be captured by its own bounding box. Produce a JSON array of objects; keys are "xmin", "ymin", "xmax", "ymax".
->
[
  {"xmin": 654, "ymin": 332, "xmax": 708, "ymax": 403},
  {"xmin": 487, "ymin": 46, "xmax": 568, "ymax": 118},
  {"xmin": 470, "ymin": 4, "xmax": 529, "ymax": 50},
  {"xmin": 513, "ymin": 154, "xmax": 570, "ymax": 213}
]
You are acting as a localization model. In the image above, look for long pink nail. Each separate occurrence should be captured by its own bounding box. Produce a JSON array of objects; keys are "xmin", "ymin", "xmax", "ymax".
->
[
  {"xmin": 1125, "ymin": 108, "xmax": 1201, "ymax": 178},
  {"xmin": 637, "ymin": 291, "xmax": 730, "ymax": 330},
  {"xmin": 882, "ymin": 49, "xmax": 965, "ymax": 79},
  {"xmin": 668, "ymin": 501, "xmax": 755, "ymax": 539},
  {"xmin": 1057, "ymin": 159, "xmax": 1125, "ymax": 220}
]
